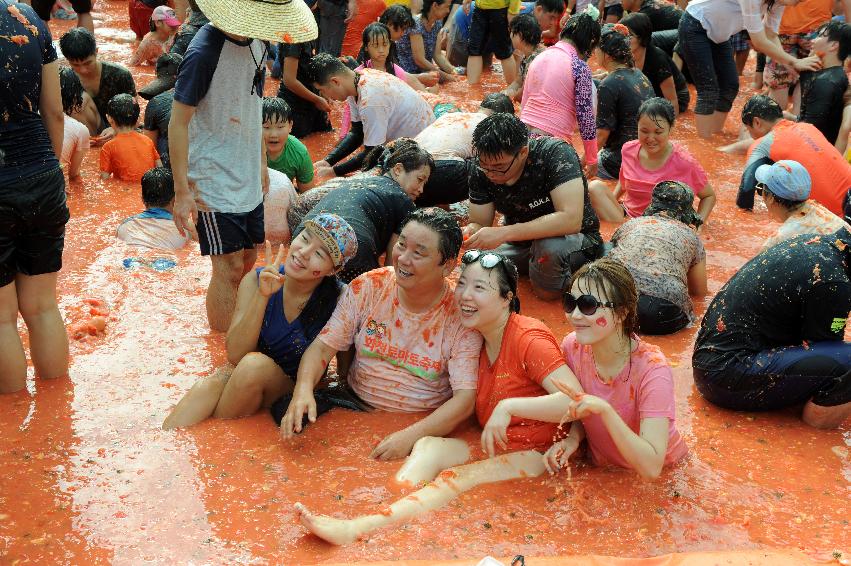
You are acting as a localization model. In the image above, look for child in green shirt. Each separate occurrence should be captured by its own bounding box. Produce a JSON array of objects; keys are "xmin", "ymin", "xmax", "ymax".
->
[{"xmin": 262, "ymin": 97, "xmax": 315, "ymax": 192}]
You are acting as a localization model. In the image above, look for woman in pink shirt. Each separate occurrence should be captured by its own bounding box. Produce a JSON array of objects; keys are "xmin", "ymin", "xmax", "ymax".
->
[
  {"xmin": 494, "ymin": 257, "xmax": 688, "ymax": 478},
  {"xmin": 520, "ymin": 11, "xmax": 600, "ymax": 173},
  {"xmin": 589, "ymin": 97, "xmax": 716, "ymax": 223}
]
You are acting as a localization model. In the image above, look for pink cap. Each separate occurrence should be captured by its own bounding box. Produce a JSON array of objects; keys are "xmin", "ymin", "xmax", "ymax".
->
[{"xmin": 152, "ymin": 5, "xmax": 181, "ymax": 28}]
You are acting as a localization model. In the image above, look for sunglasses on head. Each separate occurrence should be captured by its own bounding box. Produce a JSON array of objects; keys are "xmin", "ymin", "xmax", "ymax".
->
[
  {"xmin": 462, "ymin": 249, "xmax": 504, "ymax": 268},
  {"xmin": 562, "ymin": 292, "xmax": 615, "ymax": 316}
]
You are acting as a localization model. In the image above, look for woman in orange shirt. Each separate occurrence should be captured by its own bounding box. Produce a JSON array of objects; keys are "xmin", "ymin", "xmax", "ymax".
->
[{"xmin": 294, "ymin": 249, "xmax": 585, "ymax": 544}]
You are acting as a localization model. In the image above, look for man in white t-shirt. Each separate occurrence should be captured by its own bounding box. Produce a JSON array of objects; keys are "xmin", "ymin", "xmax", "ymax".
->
[
  {"xmin": 310, "ymin": 53, "xmax": 435, "ymax": 180},
  {"xmin": 414, "ymin": 92, "xmax": 514, "ymax": 206}
]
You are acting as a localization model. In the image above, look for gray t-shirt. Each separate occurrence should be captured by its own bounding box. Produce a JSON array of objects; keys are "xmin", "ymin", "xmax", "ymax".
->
[{"xmin": 174, "ymin": 24, "xmax": 264, "ymax": 213}]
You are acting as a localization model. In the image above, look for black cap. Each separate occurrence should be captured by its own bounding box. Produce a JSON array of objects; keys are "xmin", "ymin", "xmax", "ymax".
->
[{"xmin": 138, "ymin": 53, "xmax": 183, "ymax": 100}]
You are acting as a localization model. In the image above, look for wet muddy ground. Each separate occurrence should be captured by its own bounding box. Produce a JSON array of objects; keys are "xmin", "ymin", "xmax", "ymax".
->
[{"xmin": 0, "ymin": 1, "xmax": 849, "ymax": 564}]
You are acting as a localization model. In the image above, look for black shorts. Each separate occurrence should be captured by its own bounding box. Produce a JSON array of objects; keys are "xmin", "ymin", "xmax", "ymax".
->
[
  {"xmin": 604, "ymin": 4, "xmax": 623, "ymax": 19},
  {"xmin": 417, "ymin": 158, "xmax": 473, "ymax": 207},
  {"xmin": 31, "ymin": 0, "xmax": 92, "ymax": 19},
  {"xmin": 196, "ymin": 202, "xmax": 265, "ymax": 256},
  {"xmin": 0, "ymin": 167, "xmax": 70, "ymax": 287},
  {"xmin": 468, "ymin": 7, "xmax": 513, "ymax": 60},
  {"xmin": 637, "ymin": 294, "xmax": 690, "ymax": 335}
]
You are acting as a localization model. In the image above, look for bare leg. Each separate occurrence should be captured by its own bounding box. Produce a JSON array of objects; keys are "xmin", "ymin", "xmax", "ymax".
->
[
  {"xmin": 802, "ymin": 400, "xmax": 851, "ymax": 429},
  {"xmin": 295, "ymin": 451, "xmax": 546, "ymax": 545},
  {"xmin": 467, "ymin": 55, "xmax": 484, "ymax": 85},
  {"xmin": 587, "ymin": 180, "xmax": 627, "ymax": 223},
  {"xmin": 395, "ymin": 436, "xmax": 471, "ymax": 486},
  {"xmin": 162, "ymin": 364, "xmax": 234, "ymax": 430},
  {"xmin": 213, "ymin": 352, "xmax": 292, "ymax": 418},
  {"xmin": 16, "ymin": 273, "xmax": 68, "ymax": 380},
  {"xmin": 769, "ymin": 87, "xmax": 789, "ymax": 111},
  {"xmin": 77, "ymin": 11, "xmax": 94, "ymax": 34},
  {"xmin": 207, "ymin": 249, "xmax": 254, "ymax": 333},
  {"xmin": 710, "ymin": 111, "xmax": 729, "ymax": 136},
  {"xmin": 0, "ymin": 281, "xmax": 27, "ymax": 394},
  {"xmin": 499, "ymin": 55, "xmax": 517, "ymax": 86}
]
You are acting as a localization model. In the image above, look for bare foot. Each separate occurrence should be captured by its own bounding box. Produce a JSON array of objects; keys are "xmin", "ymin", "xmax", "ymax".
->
[{"xmin": 294, "ymin": 502, "xmax": 362, "ymax": 545}]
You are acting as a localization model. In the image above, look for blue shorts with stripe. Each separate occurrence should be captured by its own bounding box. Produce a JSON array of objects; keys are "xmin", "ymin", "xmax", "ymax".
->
[{"xmin": 196, "ymin": 202, "xmax": 265, "ymax": 256}]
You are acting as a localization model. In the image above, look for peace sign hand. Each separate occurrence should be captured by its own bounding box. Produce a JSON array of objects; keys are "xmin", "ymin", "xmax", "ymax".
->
[{"xmin": 258, "ymin": 240, "xmax": 286, "ymax": 298}]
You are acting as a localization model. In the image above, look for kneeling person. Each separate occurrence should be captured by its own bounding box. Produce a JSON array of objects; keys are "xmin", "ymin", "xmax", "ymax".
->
[
  {"xmin": 281, "ymin": 208, "xmax": 483, "ymax": 460},
  {"xmin": 693, "ymin": 230, "xmax": 851, "ymax": 429},
  {"xmin": 465, "ymin": 113, "xmax": 603, "ymax": 300}
]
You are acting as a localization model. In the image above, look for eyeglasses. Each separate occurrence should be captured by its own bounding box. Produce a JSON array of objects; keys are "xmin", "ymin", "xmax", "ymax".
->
[
  {"xmin": 755, "ymin": 182, "xmax": 767, "ymax": 196},
  {"xmin": 475, "ymin": 151, "xmax": 520, "ymax": 176},
  {"xmin": 563, "ymin": 293, "xmax": 616, "ymax": 316}
]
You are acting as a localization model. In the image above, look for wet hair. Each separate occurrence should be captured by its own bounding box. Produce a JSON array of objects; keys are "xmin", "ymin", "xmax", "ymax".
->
[
  {"xmin": 362, "ymin": 137, "xmax": 435, "ymax": 174},
  {"xmin": 472, "ymin": 113, "xmax": 529, "ymax": 159},
  {"xmin": 638, "ymin": 97, "xmax": 676, "ymax": 129},
  {"xmin": 763, "ymin": 188, "xmax": 806, "ymax": 211},
  {"xmin": 59, "ymin": 66, "xmax": 84, "ymax": 115},
  {"xmin": 599, "ymin": 23, "xmax": 634, "ymax": 66},
  {"xmin": 536, "ymin": 0, "xmax": 564, "ymax": 14},
  {"xmin": 308, "ymin": 53, "xmax": 349, "ymax": 86},
  {"xmin": 400, "ymin": 208, "xmax": 462, "ymax": 265},
  {"xmin": 560, "ymin": 12, "xmax": 601, "ymax": 59},
  {"xmin": 741, "ymin": 94, "xmax": 783, "ymax": 126},
  {"xmin": 357, "ymin": 22, "xmax": 400, "ymax": 73},
  {"xmin": 620, "ymin": 12, "xmax": 652, "ymax": 49},
  {"xmin": 461, "ymin": 252, "xmax": 521, "ymax": 313},
  {"xmin": 379, "ymin": 4, "xmax": 415, "ymax": 30},
  {"xmin": 106, "ymin": 93, "xmax": 140, "ymax": 127},
  {"xmin": 262, "ymin": 96, "xmax": 292, "ymax": 124},
  {"xmin": 816, "ymin": 20, "xmax": 851, "ymax": 60},
  {"xmin": 509, "ymin": 13, "xmax": 542, "ymax": 48},
  {"xmin": 141, "ymin": 167, "xmax": 175, "ymax": 208},
  {"xmin": 569, "ymin": 257, "xmax": 638, "ymax": 339},
  {"xmin": 479, "ymin": 92, "xmax": 515, "ymax": 115},
  {"xmin": 149, "ymin": 16, "xmax": 157, "ymax": 33},
  {"xmin": 422, "ymin": 0, "xmax": 450, "ymax": 18},
  {"xmin": 59, "ymin": 27, "xmax": 97, "ymax": 61}
]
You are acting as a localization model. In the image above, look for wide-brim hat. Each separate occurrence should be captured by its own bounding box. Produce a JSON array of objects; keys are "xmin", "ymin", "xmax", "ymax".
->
[{"xmin": 194, "ymin": 0, "xmax": 318, "ymax": 43}]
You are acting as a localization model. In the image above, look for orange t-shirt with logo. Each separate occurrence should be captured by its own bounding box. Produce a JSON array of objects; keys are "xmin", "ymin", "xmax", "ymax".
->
[
  {"xmin": 99, "ymin": 131, "xmax": 160, "ymax": 182},
  {"xmin": 319, "ymin": 267, "xmax": 482, "ymax": 412},
  {"xmin": 475, "ymin": 313, "xmax": 565, "ymax": 452}
]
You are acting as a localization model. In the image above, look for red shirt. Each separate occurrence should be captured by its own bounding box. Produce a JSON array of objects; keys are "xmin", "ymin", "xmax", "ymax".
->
[{"xmin": 475, "ymin": 314, "xmax": 565, "ymax": 452}]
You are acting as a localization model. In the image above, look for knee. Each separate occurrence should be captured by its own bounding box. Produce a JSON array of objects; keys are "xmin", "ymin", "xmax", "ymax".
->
[
  {"xmin": 17, "ymin": 292, "xmax": 59, "ymax": 322},
  {"xmin": 231, "ymin": 352, "xmax": 277, "ymax": 387},
  {"xmin": 212, "ymin": 253, "xmax": 249, "ymax": 285},
  {"xmin": 587, "ymin": 180, "xmax": 608, "ymax": 199}
]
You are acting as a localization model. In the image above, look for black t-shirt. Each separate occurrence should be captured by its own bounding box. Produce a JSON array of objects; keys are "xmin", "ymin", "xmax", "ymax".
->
[
  {"xmin": 799, "ymin": 66, "xmax": 848, "ymax": 146},
  {"xmin": 0, "ymin": 1, "xmax": 58, "ymax": 184},
  {"xmin": 597, "ymin": 67, "xmax": 655, "ymax": 176},
  {"xmin": 694, "ymin": 230, "xmax": 851, "ymax": 372},
  {"xmin": 640, "ymin": 0, "xmax": 683, "ymax": 31},
  {"xmin": 143, "ymin": 89, "xmax": 173, "ymax": 167},
  {"xmin": 276, "ymin": 40, "xmax": 321, "ymax": 111},
  {"xmin": 641, "ymin": 45, "xmax": 687, "ymax": 101},
  {"xmin": 92, "ymin": 61, "xmax": 137, "ymax": 129},
  {"xmin": 469, "ymin": 136, "xmax": 601, "ymax": 240},
  {"xmin": 297, "ymin": 175, "xmax": 416, "ymax": 255},
  {"xmin": 170, "ymin": 10, "xmax": 209, "ymax": 57}
]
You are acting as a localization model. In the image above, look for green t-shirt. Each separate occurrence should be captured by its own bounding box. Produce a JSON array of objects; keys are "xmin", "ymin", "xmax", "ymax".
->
[{"xmin": 267, "ymin": 135, "xmax": 314, "ymax": 185}]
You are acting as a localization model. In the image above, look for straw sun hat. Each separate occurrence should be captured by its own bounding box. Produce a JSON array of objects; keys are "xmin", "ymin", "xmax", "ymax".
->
[{"xmin": 194, "ymin": 0, "xmax": 318, "ymax": 43}]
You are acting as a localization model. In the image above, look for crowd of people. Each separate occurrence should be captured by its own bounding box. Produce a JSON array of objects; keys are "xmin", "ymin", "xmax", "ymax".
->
[{"xmin": 2, "ymin": 0, "xmax": 850, "ymax": 548}]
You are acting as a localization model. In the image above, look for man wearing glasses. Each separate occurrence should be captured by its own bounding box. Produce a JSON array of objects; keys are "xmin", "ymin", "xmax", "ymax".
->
[{"xmin": 464, "ymin": 113, "xmax": 603, "ymax": 300}]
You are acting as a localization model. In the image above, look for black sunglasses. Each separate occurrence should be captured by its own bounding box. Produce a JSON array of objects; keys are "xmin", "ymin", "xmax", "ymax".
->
[
  {"xmin": 462, "ymin": 249, "xmax": 504, "ymax": 268},
  {"xmin": 563, "ymin": 293, "xmax": 616, "ymax": 316}
]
